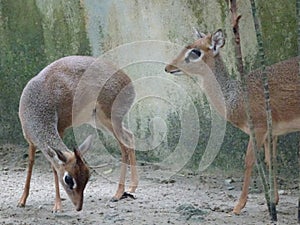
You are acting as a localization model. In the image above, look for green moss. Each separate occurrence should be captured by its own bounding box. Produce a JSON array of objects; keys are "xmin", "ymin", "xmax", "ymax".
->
[
  {"xmin": 217, "ymin": 0, "xmax": 228, "ymax": 26},
  {"xmin": 0, "ymin": 0, "xmax": 297, "ymax": 174},
  {"xmin": 0, "ymin": 0, "xmax": 91, "ymax": 145},
  {"xmin": 0, "ymin": 0, "xmax": 46, "ymax": 144},
  {"xmin": 102, "ymin": 2, "xmax": 122, "ymax": 51},
  {"xmin": 257, "ymin": 0, "xmax": 297, "ymax": 64},
  {"xmin": 186, "ymin": 0, "xmax": 204, "ymax": 28},
  {"xmin": 36, "ymin": 0, "xmax": 91, "ymax": 62},
  {"xmin": 187, "ymin": 0, "xmax": 227, "ymax": 30}
]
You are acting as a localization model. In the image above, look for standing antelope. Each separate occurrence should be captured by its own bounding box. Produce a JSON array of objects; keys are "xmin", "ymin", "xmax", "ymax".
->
[
  {"xmin": 165, "ymin": 29, "xmax": 300, "ymax": 214},
  {"xmin": 18, "ymin": 56, "xmax": 138, "ymax": 212}
]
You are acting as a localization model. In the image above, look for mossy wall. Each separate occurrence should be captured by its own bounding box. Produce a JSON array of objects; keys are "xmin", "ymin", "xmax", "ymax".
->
[
  {"xmin": 0, "ymin": 0, "xmax": 90, "ymax": 143},
  {"xmin": 0, "ymin": 0, "xmax": 297, "ymax": 173}
]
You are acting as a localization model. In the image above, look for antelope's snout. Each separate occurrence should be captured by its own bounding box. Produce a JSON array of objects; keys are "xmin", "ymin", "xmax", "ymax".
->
[
  {"xmin": 75, "ymin": 200, "xmax": 83, "ymax": 211},
  {"xmin": 70, "ymin": 191, "xmax": 84, "ymax": 211},
  {"xmin": 164, "ymin": 64, "xmax": 182, "ymax": 75}
]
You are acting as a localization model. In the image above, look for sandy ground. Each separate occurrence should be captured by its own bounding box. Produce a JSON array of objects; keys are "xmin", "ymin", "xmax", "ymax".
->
[{"xmin": 0, "ymin": 145, "xmax": 298, "ymax": 225}]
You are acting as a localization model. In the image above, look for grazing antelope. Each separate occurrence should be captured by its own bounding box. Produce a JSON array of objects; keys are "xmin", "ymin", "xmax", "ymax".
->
[
  {"xmin": 165, "ymin": 29, "xmax": 300, "ymax": 214},
  {"xmin": 18, "ymin": 56, "xmax": 138, "ymax": 212}
]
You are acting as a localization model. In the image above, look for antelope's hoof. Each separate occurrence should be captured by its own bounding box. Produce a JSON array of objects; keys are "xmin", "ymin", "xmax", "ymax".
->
[
  {"xmin": 110, "ymin": 192, "xmax": 136, "ymax": 202},
  {"xmin": 232, "ymin": 207, "xmax": 241, "ymax": 215},
  {"xmin": 110, "ymin": 196, "xmax": 119, "ymax": 202},
  {"xmin": 52, "ymin": 204, "xmax": 62, "ymax": 213},
  {"xmin": 52, "ymin": 208, "xmax": 63, "ymax": 214},
  {"xmin": 121, "ymin": 192, "xmax": 136, "ymax": 200},
  {"xmin": 17, "ymin": 202, "xmax": 25, "ymax": 208}
]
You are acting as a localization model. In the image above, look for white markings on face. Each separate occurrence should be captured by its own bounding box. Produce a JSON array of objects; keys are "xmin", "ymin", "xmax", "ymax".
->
[
  {"xmin": 184, "ymin": 48, "xmax": 203, "ymax": 63},
  {"xmin": 63, "ymin": 171, "xmax": 77, "ymax": 190}
]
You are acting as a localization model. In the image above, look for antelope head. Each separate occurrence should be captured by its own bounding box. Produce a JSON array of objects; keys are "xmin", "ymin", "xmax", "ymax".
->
[
  {"xmin": 165, "ymin": 28, "xmax": 225, "ymax": 76},
  {"xmin": 48, "ymin": 135, "xmax": 92, "ymax": 211}
]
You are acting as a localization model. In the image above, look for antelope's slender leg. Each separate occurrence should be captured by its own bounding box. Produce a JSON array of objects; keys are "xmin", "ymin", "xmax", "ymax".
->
[
  {"xmin": 52, "ymin": 166, "xmax": 62, "ymax": 212},
  {"xmin": 121, "ymin": 128, "xmax": 138, "ymax": 193},
  {"xmin": 18, "ymin": 143, "xmax": 36, "ymax": 207},
  {"xmin": 264, "ymin": 136, "xmax": 279, "ymax": 204},
  {"xmin": 102, "ymin": 117, "xmax": 138, "ymax": 201},
  {"xmin": 233, "ymin": 140, "xmax": 255, "ymax": 214},
  {"xmin": 112, "ymin": 145, "xmax": 128, "ymax": 201},
  {"xmin": 233, "ymin": 134, "xmax": 265, "ymax": 214},
  {"xmin": 112, "ymin": 141, "xmax": 138, "ymax": 200},
  {"xmin": 127, "ymin": 148, "xmax": 138, "ymax": 193},
  {"xmin": 272, "ymin": 136, "xmax": 279, "ymax": 204}
]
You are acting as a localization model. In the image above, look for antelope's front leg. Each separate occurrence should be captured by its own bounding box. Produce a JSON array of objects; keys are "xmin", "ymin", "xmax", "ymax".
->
[
  {"xmin": 52, "ymin": 166, "xmax": 62, "ymax": 212},
  {"xmin": 233, "ymin": 134, "xmax": 265, "ymax": 214},
  {"xmin": 18, "ymin": 143, "xmax": 36, "ymax": 207},
  {"xmin": 233, "ymin": 140, "xmax": 255, "ymax": 214}
]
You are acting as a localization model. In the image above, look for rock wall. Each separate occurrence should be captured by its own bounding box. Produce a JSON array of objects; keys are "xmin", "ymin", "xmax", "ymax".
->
[{"xmin": 0, "ymin": 0, "xmax": 297, "ymax": 172}]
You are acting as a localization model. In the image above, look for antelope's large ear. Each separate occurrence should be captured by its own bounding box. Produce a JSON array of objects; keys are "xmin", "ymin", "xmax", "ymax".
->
[
  {"xmin": 193, "ymin": 27, "xmax": 206, "ymax": 39},
  {"xmin": 210, "ymin": 29, "xmax": 225, "ymax": 55},
  {"xmin": 47, "ymin": 146, "xmax": 67, "ymax": 164},
  {"xmin": 78, "ymin": 135, "xmax": 93, "ymax": 156}
]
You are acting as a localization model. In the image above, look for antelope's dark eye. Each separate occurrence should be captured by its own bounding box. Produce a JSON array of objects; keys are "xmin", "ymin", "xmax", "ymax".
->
[
  {"xmin": 185, "ymin": 48, "xmax": 202, "ymax": 63},
  {"xmin": 64, "ymin": 173, "xmax": 75, "ymax": 190},
  {"xmin": 190, "ymin": 49, "xmax": 201, "ymax": 59}
]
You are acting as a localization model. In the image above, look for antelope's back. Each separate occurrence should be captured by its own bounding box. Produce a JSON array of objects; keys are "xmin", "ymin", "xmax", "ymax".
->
[{"xmin": 247, "ymin": 56, "xmax": 300, "ymax": 128}]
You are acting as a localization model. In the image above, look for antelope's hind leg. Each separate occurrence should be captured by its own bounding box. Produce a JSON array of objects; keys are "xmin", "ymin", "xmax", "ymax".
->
[
  {"xmin": 111, "ymin": 126, "xmax": 138, "ymax": 201},
  {"xmin": 264, "ymin": 136, "xmax": 279, "ymax": 205},
  {"xmin": 123, "ymin": 128, "xmax": 138, "ymax": 194}
]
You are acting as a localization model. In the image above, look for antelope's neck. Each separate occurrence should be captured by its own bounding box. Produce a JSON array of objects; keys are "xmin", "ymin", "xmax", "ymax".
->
[{"xmin": 201, "ymin": 54, "xmax": 242, "ymax": 121}]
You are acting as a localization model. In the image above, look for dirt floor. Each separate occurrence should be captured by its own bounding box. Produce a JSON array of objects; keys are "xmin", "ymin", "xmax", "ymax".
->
[{"xmin": 0, "ymin": 145, "xmax": 298, "ymax": 225}]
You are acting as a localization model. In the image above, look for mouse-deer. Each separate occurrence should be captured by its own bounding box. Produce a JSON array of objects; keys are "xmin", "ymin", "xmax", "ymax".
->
[
  {"xmin": 165, "ymin": 29, "xmax": 300, "ymax": 214},
  {"xmin": 18, "ymin": 56, "xmax": 138, "ymax": 212}
]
